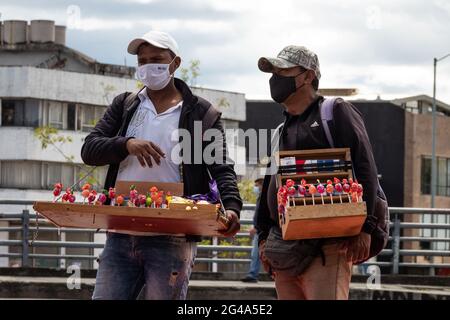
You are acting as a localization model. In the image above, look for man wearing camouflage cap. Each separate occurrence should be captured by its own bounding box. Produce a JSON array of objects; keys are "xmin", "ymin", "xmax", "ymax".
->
[{"xmin": 255, "ymin": 46, "xmax": 381, "ymax": 300}]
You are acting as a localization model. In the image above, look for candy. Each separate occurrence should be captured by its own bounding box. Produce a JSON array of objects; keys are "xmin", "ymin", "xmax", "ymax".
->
[
  {"xmin": 129, "ymin": 185, "xmax": 138, "ymax": 199},
  {"xmin": 88, "ymin": 190, "xmax": 97, "ymax": 204},
  {"xmin": 286, "ymin": 179, "xmax": 295, "ymax": 188},
  {"xmin": 81, "ymin": 189, "xmax": 90, "ymax": 204},
  {"xmin": 326, "ymin": 183, "xmax": 334, "ymax": 204},
  {"xmin": 116, "ymin": 195, "xmax": 124, "ymax": 206},
  {"xmin": 357, "ymin": 184, "xmax": 363, "ymax": 202},
  {"xmin": 343, "ymin": 182, "xmax": 351, "ymax": 202},
  {"xmin": 308, "ymin": 184, "xmax": 317, "ymax": 205},
  {"xmin": 316, "ymin": 180, "xmax": 325, "ymax": 205},
  {"xmin": 53, "ymin": 188, "xmax": 61, "ymax": 197},
  {"xmin": 97, "ymin": 193, "xmax": 107, "ymax": 205},
  {"xmin": 335, "ymin": 183, "xmax": 343, "ymax": 203},
  {"xmin": 138, "ymin": 194, "xmax": 147, "ymax": 207},
  {"xmin": 166, "ymin": 192, "xmax": 172, "ymax": 208},
  {"xmin": 298, "ymin": 185, "xmax": 306, "ymax": 206},
  {"xmin": 146, "ymin": 196, "xmax": 152, "ymax": 207},
  {"xmin": 68, "ymin": 194, "xmax": 76, "ymax": 203},
  {"xmin": 150, "ymin": 186, "xmax": 158, "ymax": 193},
  {"xmin": 82, "ymin": 183, "xmax": 91, "ymax": 191}
]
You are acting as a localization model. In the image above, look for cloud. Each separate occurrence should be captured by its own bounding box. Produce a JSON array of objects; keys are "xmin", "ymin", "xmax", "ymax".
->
[{"xmin": 1, "ymin": 0, "xmax": 449, "ymax": 102}]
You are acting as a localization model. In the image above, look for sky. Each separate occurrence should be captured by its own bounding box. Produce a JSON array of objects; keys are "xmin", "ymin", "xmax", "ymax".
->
[{"xmin": 1, "ymin": 0, "xmax": 450, "ymax": 102}]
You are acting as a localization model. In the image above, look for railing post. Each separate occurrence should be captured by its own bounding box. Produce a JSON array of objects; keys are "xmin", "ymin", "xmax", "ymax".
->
[
  {"xmin": 392, "ymin": 215, "xmax": 401, "ymax": 274},
  {"xmin": 22, "ymin": 209, "xmax": 30, "ymax": 268},
  {"xmin": 212, "ymin": 236, "xmax": 218, "ymax": 273}
]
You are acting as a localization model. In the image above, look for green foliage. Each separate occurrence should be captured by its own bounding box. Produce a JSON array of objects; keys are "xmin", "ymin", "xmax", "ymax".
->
[
  {"xmin": 180, "ymin": 59, "xmax": 200, "ymax": 86},
  {"xmin": 238, "ymin": 179, "xmax": 257, "ymax": 204},
  {"xmin": 34, "ymin": 126, "xmax": 100, "ymax": 188}
]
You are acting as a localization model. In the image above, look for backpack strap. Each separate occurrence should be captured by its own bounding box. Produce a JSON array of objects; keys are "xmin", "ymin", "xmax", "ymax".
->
[
  {"xmin": 320, "ymin": 97, "xmax": 337, "ymax": 148},
  {"xmin": 202, "ymin": 103, "xmax": 221, "ymax": 134}
]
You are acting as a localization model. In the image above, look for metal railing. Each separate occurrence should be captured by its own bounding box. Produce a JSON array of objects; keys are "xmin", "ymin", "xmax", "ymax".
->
[{"xmin": 1, "ymin": 200, "xmax": 450, "ymax": 275}]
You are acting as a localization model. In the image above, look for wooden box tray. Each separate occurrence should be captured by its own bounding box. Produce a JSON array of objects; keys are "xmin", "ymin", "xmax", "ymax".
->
[
  {"xmin": 32, "ymin": 180, "xmax": 229, "ymax": 237},
  {"xmin": 276, "ymin": 148, "xmax": 367, "ymax": 240}
]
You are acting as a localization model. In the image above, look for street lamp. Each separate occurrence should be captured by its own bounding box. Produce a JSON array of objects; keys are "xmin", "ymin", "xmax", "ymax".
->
[{"xmin": 431, "ymin": 53, "xmax": 450, "ymax": 208}]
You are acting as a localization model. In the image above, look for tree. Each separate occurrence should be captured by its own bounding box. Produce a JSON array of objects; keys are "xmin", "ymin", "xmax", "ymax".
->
[{"xmin": 180, "ymin": 59, "xmax": 200, "ymax": 86}]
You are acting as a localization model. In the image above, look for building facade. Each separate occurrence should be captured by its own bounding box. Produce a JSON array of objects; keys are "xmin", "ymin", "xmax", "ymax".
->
[{"xmin": 0, "ymin": 20, "xmax": 246, "ymax": 269}]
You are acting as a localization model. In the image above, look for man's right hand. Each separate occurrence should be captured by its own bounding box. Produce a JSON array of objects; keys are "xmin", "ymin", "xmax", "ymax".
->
[{"xmin": 126, "ymin": 138, "xmax": 165, "ymax": 168}]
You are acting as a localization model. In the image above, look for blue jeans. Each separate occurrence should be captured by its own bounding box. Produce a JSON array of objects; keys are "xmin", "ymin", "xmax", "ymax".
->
[
  {"xmin": 92, "ymin": 232, "xmax": 197, "ymax": 300},
  {"xmin": 247, "ymin": 234, "xmax": 260, "ymax": 279}
]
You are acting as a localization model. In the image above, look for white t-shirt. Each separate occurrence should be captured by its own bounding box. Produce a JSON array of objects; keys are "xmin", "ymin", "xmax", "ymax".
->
[
  {"xmin": 113, "ymin": 89, "xmax": 184, "ymax": 236},
  {"xmin": 116, "ymin": 90, "xmax": 182, "ymax": 182}
]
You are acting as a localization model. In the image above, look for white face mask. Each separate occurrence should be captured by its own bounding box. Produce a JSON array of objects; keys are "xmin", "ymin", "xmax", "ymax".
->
[{"xmin": 136, "ymin": 57, "xmax": 176, "ymax": 91}]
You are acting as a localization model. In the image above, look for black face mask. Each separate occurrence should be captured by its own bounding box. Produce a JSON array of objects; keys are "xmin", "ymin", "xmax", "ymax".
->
[{"xmin": 269, "ymin": 71, "xmax": 307, "ymax": 103}]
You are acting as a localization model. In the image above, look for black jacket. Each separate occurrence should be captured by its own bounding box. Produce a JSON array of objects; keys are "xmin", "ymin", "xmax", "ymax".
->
[
  {"xmin": 81, "ymin": 78, "xmax": 242, "ymax": 219},
  {"xmin": 255, "ymin": 96, "xmax": 379, "ymax": 242}
]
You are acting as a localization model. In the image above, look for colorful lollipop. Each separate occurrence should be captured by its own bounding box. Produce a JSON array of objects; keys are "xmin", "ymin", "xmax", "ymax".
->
[
  {"xmin": 116, "ymin": 195, "xmax": 125, "ymax": 206},
  {"xmin": 166, "ymin": 192, "xmax": 172, "ymax": 208},
  {"xmin": 286, "ymin": 179, "xmax": 295, "ymax": 188},
  {"xmin": 343, "ymin": 180, "xmax": 351, "ymax": 202},
  {"xmin": 81, "ymin": 188, "xmax": 90, "ymax": 204},
  {"xmin": 108, "ymin": 187, "xmax": 116, "ymax": 206},
  {"xmin": 326, "ymin": 182, "xmax": 334, "ymax": 204},
  {"xmin": 309, "ymin": 184, "xmax": 317, "ymax": 205},
  {"xmin": 129, "ymin": 185, "xmax": 138, "ymax": 206},
  {"xmin": 88, "ymin": 190, "xmax": 97, "ymax": 205},
  {"xmin": 351, "ymin": 182, "xmax": 359, "ymax": 203},
  {"xmin": 298, "ymin": 185, "xmax": 306, "ymax": 206},
  {"xmin": 53, "ymin": 183, "xmax": 62, "ymax": 202},
  {"xmin": 357, "ymin": 184, "xmax": 364, "ymax": 202},
  {"xmin": 316, "ymin": 180, "xmax": 325, "ymax": 205},
  {"xmin": 97, "ymin": 191, "xmax": 107, "ymax": 206},
  {"xmin": 146, "ymin": 194, "xmax": 152, "ymax": 207},
  {"xmin": 287, "ymin": 186, "xmax": 296, "ymax": 207},
  {"xmin": 335, "ymin": 181, "xmax": 343, "ymax": 203}
]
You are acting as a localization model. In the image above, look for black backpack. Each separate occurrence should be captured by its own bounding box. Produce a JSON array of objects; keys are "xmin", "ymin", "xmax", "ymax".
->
[{"xmin": 320, "ymin": 98, "xmax": 390, "ymax": 262}]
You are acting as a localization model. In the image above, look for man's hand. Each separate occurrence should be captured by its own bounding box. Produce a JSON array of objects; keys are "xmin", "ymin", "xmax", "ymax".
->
[
  {"xmin": 220, "ymin": 210, "xmax": 240, "ymax": 237},
  {"xmin": 342, "ymin": 232, "xmax": 371, "ymax": 263},
  {"xmin": 249, "ymin": 227, "xmax": 257, "ymax": 237},
  {"xmin": 126, "ymin": 138, "xmax": 165, "ymax": 168}
]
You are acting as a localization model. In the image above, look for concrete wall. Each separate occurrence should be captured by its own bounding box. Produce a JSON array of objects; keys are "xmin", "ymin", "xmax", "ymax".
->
[
  {"xmin": 0, "ymin": 66, "xmax": 138, "ymax": 107},
  {"xmin": 0, "ymin": 67, "xmax": 246, "ymax": 122},
  {"xmin": 0, "ymin": 127, "xmax": 87, "ymax": 164},
  {"xmin": 192, "ymin": 87, "xmax": 246, "ymax": 122},
  {"xmin": 0, "ymin": 51, "xmax": 92, "ymax": 74}
]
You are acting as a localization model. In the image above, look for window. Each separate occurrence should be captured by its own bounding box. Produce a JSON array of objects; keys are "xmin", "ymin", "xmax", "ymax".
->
[
  {"xmin": 44, "ymin": 162, "xmax": 75, "ymax": 190},
  {"xmin": 67, "ymin": 103, "xmax": 76, "ymax": 131},
  {"xmin": 422, "ymin": 156, "xmax": 450, "ymax": 197},
  {"xmin": 1, "ymin": 99, "xmax": 40, "ymax": 127},
  {"xmin": 0, "ymin": 161, "xmax": 42, "ymax": 189},
  {"xmin": 47, "ymin": 101, "xmax": 64, "ymax": 129},
  {"xmin": 78, "ymin": 105, "xmax": 106, "ymax": 132},
  {"xmin": 0, "ymin": 161, "xmax": 77, "ymax": 190},
  {"xmin": 421, "ymin": 157, "xmax": 431, "ymax": 195}
]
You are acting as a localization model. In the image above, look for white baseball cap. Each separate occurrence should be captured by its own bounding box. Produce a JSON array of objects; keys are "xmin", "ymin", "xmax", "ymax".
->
[{"xmin": 127, "ymin": 30, "xmax": 180, "ymax": 56}]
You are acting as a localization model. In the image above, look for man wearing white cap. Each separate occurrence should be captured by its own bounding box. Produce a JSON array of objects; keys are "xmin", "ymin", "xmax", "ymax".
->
[
  {"xmin": 255, "ymin": 45, "xmax": 385, "ymax": 300},
  {"xmin": 81, "ymin": 31, "xmax": 242, "ymax": 300}
]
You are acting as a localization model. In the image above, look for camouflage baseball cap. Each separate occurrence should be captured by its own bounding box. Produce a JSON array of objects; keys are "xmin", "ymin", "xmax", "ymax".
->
[{"xmin": 258, "ymin": 45, "xmax": 321, "ymax": 80}]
